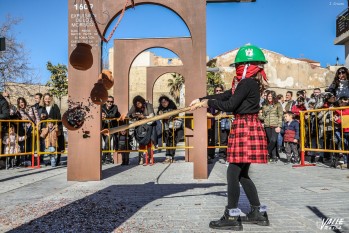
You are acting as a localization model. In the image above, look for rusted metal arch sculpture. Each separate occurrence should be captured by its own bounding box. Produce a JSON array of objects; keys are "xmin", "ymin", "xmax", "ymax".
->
[
  {"xmin": 67, "ymin": 0, "xmax": 207, "ymax": 181},
  {"xmin": 145, "ymin": 66, "xmax": 186, "ymax": 104}
]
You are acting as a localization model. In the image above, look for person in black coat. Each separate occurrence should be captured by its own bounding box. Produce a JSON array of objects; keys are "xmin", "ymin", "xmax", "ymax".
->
[
  {"xmin": 0, "ymin": 93, "xmax": 10, "ymax": 168},
  {"xmin": 101, "ymin": 96, "xmax": 122, "ymax": 127},
  {"xmin": 157, "ymin": 95, "xmax": 179, "ymax": 163},
  {"xmin": 0, "ymin": 93, "xmax": 10, "ymax": 120},
  {"xmin": 128, "ymin": 95, "xmax": 156, "ymax": 165},
  {"xmin": 102, "ymin": 96, "xmax": 124, "ymax": 153},
  {"xmin": 2, "ymin": 92, "xmax": 19, "ymax": 120}
]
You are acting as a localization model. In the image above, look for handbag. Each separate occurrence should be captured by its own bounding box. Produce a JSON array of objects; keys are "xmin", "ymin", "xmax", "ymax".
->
[
  {"xmin": 220, "ymin": 118, "xmax": 231, "ymax": 130},
  {"xmin": 169, "ymin": 119, "xmax": 183, "ymax": 130}
]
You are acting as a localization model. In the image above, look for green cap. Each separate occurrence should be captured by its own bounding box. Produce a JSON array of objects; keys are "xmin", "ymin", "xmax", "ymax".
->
[{"xmin": 230, "ymin": 44, "xmax": 267, "ymax": 66}]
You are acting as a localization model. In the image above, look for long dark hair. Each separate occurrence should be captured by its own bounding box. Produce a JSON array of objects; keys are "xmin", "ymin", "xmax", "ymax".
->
[
  {"xmin": 332, "ymin": 67, "xmax": 349, "ymax": 89},
  {"xmin": 265, "ymin": 90, "xmax": 278, "ymax": 105},
  {"xmin": 252, "ymin": 72, "xmax": 266, "ymax": 95},
  {"xmin": 132, "ymin": 95, "xmax": 146, "ymax": 109},
  {"xmin": 17, "ymin": 97, "xmax": 27, "ymax": 109},
  {"xmin": 157, "ymin": 95, "xmax": 177, "ymax": 114}
]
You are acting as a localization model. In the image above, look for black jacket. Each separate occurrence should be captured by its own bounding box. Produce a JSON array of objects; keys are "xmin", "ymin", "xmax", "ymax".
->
[
  {"xmin": 0, "ymin": 95, "xmax": 10, "ymax": 119},
  {"xmin": 204, "ymin": 78, "xmax": 261, "ymax": 115},
  {"xmin": 102, "ymin": 104, "xmax": 121, "ymax": 128}
]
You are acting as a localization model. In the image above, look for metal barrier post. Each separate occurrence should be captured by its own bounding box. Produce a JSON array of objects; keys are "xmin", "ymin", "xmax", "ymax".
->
[
  {"xmin": 293, "ymin": 111, "xmax": 316, "ymax": 168},
  {"xmin": 32, "ymin": 123, "xmax": 41, "ymax": 169}
]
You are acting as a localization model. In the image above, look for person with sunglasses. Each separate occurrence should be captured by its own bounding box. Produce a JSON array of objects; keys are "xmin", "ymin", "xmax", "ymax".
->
[
  {"xmin": 102, "ymin": 96, "xmax": 123, "ymax": 129},
  {"xmin": 101, "ymin": 96, "xmax": 125, "ymax": 163},
  {"xmin": 327, "ymin": 67, "xmax": 349, "ymax": 100}
]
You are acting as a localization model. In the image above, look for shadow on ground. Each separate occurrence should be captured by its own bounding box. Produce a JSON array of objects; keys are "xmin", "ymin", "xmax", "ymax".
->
[
  {"xmin": 8, "ymin": 182, "xmax": 226, "ymax": 232},
  {"xmin": 102, "ymin": 155, "xmax": 186, "ymax": 179}
]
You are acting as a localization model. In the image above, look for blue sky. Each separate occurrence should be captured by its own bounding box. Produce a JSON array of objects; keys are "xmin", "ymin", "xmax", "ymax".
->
[{"xmin": 0, "ymin": 0, "xmax": 347, "ymax": 84}]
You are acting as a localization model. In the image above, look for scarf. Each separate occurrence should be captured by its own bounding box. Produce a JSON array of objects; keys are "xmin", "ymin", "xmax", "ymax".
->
[{"xmin": 231, "ymin": 64, "xmax": 268, "ymax": 94}]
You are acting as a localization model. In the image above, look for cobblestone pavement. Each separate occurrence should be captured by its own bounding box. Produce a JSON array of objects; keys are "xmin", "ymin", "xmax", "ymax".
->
[{"xmin": 0, "ymin": 151, "xmax": 348, "ymax": 232}]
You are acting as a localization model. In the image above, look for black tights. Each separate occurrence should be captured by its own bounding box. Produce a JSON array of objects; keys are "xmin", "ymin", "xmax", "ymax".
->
[
  {"xmin": 265, "ymin": 127, "xmax": 279, "ymax": 159},
  {"xmin": 227, "ymin": 163, "xmax": 261, "ymax": 209}
]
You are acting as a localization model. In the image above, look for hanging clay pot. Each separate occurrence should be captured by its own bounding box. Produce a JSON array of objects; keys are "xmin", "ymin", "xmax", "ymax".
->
[
  {"xmin": 98, "ymin": 69, "xmax": 114, "ymax": 90},
  {"xmin": 90, "ymin": 82, "xmax": 108, "ymax": 105},
  {"xmin": 62, "ymin": 107, "xmax": 85, "ymax": 131},
  {"xmin": 69, "ymin": 43, "xmax": 93, "ymax": 71}
]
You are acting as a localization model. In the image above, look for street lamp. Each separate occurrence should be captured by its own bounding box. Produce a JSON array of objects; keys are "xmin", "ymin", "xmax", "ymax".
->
[{"xmin": 0, "ymin": 38, "xmax": 5, "ymax": 51}]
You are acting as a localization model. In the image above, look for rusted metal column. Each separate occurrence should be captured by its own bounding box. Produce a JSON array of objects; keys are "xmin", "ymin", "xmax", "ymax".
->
[
  {"xmin": 67, "ymin": 0, "xmax": 208, "ymax": 180},
  {"xmin": 67, "ymin": 0, "xmax": 102, "ymax": 181},
  {"xmin": 113, "ymin": 0, "xmax": 208, "ymax": 179}
]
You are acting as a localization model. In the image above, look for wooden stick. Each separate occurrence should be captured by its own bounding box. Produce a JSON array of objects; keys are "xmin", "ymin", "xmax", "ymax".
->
[{"xmin": 103, "ymin": 101, "xmax": 203, "ymax": 134}]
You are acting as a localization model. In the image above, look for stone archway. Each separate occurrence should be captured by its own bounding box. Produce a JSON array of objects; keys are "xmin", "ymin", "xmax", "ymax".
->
[{"xmin": 68, "ymin": 0, "xmax": 207, "ymax": 181}]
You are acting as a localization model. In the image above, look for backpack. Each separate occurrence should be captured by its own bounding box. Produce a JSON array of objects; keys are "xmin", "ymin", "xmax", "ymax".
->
[{"xmin": 134, "ymin": 124, "xmax": 153, "ymax": 146}]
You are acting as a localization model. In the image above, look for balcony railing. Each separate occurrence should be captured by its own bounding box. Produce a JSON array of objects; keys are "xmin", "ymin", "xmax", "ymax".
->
[{"xmin": 336, "ymin": 8, "xmax": 349, "ymax": 37}]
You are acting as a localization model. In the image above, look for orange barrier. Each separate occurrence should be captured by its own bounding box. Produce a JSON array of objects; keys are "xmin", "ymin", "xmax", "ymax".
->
[
  {"xmin": 101, "ymin": 115, "xmax": 232, "ymax": 163},
  {"xmin": 0, "ymin": 120, "xmax": 36, "ymax": 169},
  {"xmin": 0, "ymin": 119, "xmax": 67, "ymax": 169},
  {"xmin": 207, "ymin": 115, "xmax": 233, "ymax": 150},
  {"xmin": 296, "ymin": 106, "xmax": 349, "ymax": 168},
  {"xmin": 101, "ymin": 117, "xmax": 190, "ymax": 153},
  {"xmin": 34, "ymin": 119, "xmax": 67, "ymax": 168}
]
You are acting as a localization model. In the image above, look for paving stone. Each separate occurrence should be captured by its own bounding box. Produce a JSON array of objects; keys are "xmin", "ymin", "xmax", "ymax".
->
[{"xmin": 0, "ymin": 151, "xmax": 349, "ymax": 232}]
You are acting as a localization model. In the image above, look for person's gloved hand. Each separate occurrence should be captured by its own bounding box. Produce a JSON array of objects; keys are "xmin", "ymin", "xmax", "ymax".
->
[
  {"xmin": 201, "ymin": 99, "xmax": 209, "ymax": 108},
  {"xmin": 189, "ymin": 99, "xmax": 200, "ymax": 111}
]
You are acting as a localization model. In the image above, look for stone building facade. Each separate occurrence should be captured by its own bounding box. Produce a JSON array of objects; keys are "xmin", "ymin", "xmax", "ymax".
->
[
  {"xmin": 4, "ymin": 48, "xmax": 338, "ymax": 115},
  {"xmin": 4, "ymin": 82, "xmax": 68, "ymax": 113},
  {"xmin": 109, "ymin": 48, "xmax": 338, "ymax": 113},
  {"xmin": 211, "ymin": 48, "xmax": 337, "ymax": 95}
]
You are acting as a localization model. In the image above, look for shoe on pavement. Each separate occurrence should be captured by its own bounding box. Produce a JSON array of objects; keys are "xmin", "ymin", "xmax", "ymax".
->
[
  {"xmin": 209, "ymin": 207, "xmax": 243, "ymax": 231},
  {"xmin": 163, "ymin": 157, "xmax": 172, "ymax": 164},
  {"xmin": 242, "ymin": 205, "xmax": 270, "ymax": 226}
]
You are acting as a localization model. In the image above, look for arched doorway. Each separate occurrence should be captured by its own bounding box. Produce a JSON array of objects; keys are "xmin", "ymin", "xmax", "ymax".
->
[{"xmin": 67, "ymin": 0, "xmax": 207, "ymax": 181}]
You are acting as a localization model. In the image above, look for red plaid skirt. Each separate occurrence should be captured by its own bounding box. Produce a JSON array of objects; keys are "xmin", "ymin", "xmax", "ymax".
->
[{"xmin": 227, "ymin": 114, "xmax": 268, "ymax": 163}]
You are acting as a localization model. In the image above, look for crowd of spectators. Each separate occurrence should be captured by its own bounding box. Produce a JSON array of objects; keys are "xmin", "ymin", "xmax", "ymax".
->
[
  {"xmin": 0, "ymin": 92, "xmax": 65, "ymax": 169},
  {"xmin": 258, "ymin": 66, "xmax": 349, "ymax": 168},
  {"xmin": 2, "ymin": 66, "xmax": 349, "ymax": 169}
]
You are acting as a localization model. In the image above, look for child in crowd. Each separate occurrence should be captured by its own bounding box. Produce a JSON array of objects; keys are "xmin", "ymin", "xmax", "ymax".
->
[
  {"xmin": 282, "ymin": 111, "xmax": 300, "ymax": 164},
  {"xmin": 116, "ymin": 129, "xmax": 132, "ymax": 165},
  {"xmin": 3, "ymin": 124, "xmax": 26, "ymax": 169},
  {"xmin": 40, "ymin": 120, "xmax": 59, "ymax": 166},
  {"xmin": 291, "ymin": 96, "xmax": 307, "ymax": 122}
]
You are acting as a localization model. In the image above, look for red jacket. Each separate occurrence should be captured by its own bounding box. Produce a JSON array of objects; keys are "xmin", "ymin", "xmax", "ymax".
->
[{"xmin": 291, "ymin": 104, "xmax": 307, "ymax": 120}]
